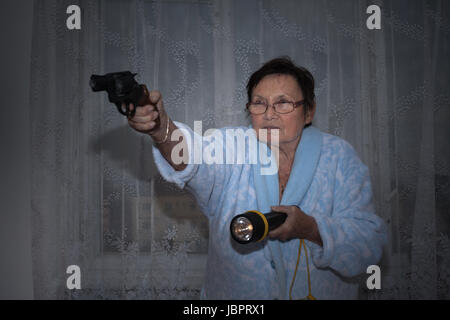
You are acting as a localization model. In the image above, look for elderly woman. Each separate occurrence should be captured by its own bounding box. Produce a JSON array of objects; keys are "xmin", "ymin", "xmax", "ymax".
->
[{"xmin": 128, "ymin": 57, "xmax": 386, "ymax": 299}]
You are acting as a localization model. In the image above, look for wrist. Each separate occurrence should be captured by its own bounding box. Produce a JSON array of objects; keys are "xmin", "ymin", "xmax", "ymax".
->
[
  {"xmin": 305, "ymin": 216, "xmax": 323, "ymax": 247},
  {"xmin": 150, "ymin": 117, "xmax": 170, "ymax": 144}
]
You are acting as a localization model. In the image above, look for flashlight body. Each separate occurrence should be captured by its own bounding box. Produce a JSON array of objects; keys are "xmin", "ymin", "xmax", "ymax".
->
[
  {"xmin": 265, "ymin": 211, "xmax": 288, "ymax": 231},
  {"xmin": 230, "ymin": 210, "xmax": 287, "ymax": 244}
]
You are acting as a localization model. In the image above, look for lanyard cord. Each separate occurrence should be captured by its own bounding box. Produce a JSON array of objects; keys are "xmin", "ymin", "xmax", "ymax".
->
[{"xmin": 289, "ymin": 239, "xmax": 316, "ymax": 300}]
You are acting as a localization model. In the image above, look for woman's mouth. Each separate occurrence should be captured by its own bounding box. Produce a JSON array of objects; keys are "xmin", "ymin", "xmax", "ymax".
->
[{"xmin": 263, "ymin": 126, "xmax": 281, "ymax": 131}]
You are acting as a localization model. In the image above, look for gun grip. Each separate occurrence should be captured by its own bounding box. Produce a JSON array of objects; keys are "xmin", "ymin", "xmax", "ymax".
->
[{"xmin": 137, "ymin": 85, "xmax": 151, "ymax": 106}]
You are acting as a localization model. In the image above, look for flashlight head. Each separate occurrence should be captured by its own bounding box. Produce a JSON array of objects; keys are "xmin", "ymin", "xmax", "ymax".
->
[
  {"xmin": 231, "ymin": 216, "xmax": 254, "ymax": 243},
  {"xmin": 230, "ymin": 211, "xmax": 267, "ymax": 244}
]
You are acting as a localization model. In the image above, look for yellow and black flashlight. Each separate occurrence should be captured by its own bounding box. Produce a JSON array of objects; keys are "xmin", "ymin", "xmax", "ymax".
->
[{"xmin": 230, "ymin": 210, "xmax": 287, "ymax": 244}]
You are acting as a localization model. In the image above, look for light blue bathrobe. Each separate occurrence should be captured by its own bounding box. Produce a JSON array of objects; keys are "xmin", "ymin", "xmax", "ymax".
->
[{"xmin": 152, "ymin": 121, "xmax": 386, "ymax": 300}]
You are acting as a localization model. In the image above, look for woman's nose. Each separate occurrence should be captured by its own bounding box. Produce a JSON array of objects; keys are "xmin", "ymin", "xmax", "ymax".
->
[{"xmin": 263, "ymin": 104, "xmax": 277, "ymax": 120}]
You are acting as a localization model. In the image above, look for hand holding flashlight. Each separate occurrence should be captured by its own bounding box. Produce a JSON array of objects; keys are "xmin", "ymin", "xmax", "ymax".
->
[
  {"xmin": 230, "ymin": 205, "xmax": 323, "ymax": 245},
  {"xmin": 268, "ymin": 205, "xmax": 323, "ymax": 246}
]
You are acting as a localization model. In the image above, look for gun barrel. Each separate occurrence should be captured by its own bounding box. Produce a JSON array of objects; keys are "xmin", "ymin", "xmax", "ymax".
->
[{"xmin": 89, "ymin": 74, "xmax": 110, "ymax": 92}]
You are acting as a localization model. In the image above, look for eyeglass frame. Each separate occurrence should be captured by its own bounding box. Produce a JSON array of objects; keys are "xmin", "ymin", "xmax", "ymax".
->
[{"xmin": 246, "ymin": 99, "xmax": 305, "ymax": 115}]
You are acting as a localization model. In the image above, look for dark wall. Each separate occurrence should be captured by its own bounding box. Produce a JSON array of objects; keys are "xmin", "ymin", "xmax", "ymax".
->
[{"xmin": 0, "ymin": 0, "xmax": 34, "ymax": 299}]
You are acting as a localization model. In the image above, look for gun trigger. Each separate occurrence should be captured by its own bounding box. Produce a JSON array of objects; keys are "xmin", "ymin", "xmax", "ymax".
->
[
  {"xmin": 115, "ymin": 102, "xmax": 127, "ymax": 116},
  {"xmin": 125, "ymin": 103, "xmax": 136, "ymax": 118}
]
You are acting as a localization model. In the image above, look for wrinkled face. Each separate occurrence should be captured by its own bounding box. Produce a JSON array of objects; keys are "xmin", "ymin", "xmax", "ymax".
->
[{"xmin": 250, "ymin": 74, "xmax": 314, "ymax": 146}]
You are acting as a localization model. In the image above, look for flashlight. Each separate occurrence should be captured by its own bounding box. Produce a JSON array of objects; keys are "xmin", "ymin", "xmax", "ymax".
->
[{"xmin": 230, "ymin": 210, "xmax": 287, "ymax": 244}]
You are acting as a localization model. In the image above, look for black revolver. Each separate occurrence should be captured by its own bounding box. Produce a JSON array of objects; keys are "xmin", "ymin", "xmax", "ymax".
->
[{"xmin": 89, "ymin": 71, "xmax": 151, "ymax": 117}]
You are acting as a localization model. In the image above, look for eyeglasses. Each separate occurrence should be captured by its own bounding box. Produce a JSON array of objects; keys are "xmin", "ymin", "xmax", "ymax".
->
[{"xmin": 246, "ymin": 99, "xmax": 305, "ymax": 115}]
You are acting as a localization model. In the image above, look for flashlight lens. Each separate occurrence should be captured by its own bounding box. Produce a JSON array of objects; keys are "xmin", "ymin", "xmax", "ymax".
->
[{"xmin": 232, "ymin": 217, "xmax": 253, "ymax": 242}]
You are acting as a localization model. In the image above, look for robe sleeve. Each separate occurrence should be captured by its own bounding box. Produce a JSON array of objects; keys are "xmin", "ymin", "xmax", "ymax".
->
[
  {"xmin": 151, "ymin": 121, "xmax": 229, "ymax": 217},
  {"xmin": 306, "ymin": 140, "xmax": 387, "ymax": 278}
]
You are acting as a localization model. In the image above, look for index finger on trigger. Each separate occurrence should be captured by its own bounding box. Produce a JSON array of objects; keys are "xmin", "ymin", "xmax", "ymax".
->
[
  {"xmin": 136, "ymin": 104, "xmax": 154, "ymax": 114},
  {"xmin": 132, "ymin": 104, "xmax": 153, "ymax": 116}
]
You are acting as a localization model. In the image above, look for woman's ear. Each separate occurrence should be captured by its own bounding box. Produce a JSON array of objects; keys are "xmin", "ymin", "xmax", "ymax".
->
[{"xmin": 305, "ymin": 101, "xmax": 316, "ymax": 124}]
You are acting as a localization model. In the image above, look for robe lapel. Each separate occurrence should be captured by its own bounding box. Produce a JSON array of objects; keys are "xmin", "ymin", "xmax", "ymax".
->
[{"xmin": 252, "ymin": 125, "xmax": 322, "ymax": 299}]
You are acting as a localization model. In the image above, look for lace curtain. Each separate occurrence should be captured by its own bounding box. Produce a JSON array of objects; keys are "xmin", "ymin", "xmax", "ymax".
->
[{"xmin": 30, "ymin": 0, "xmax": 450, "ymax": 299}]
